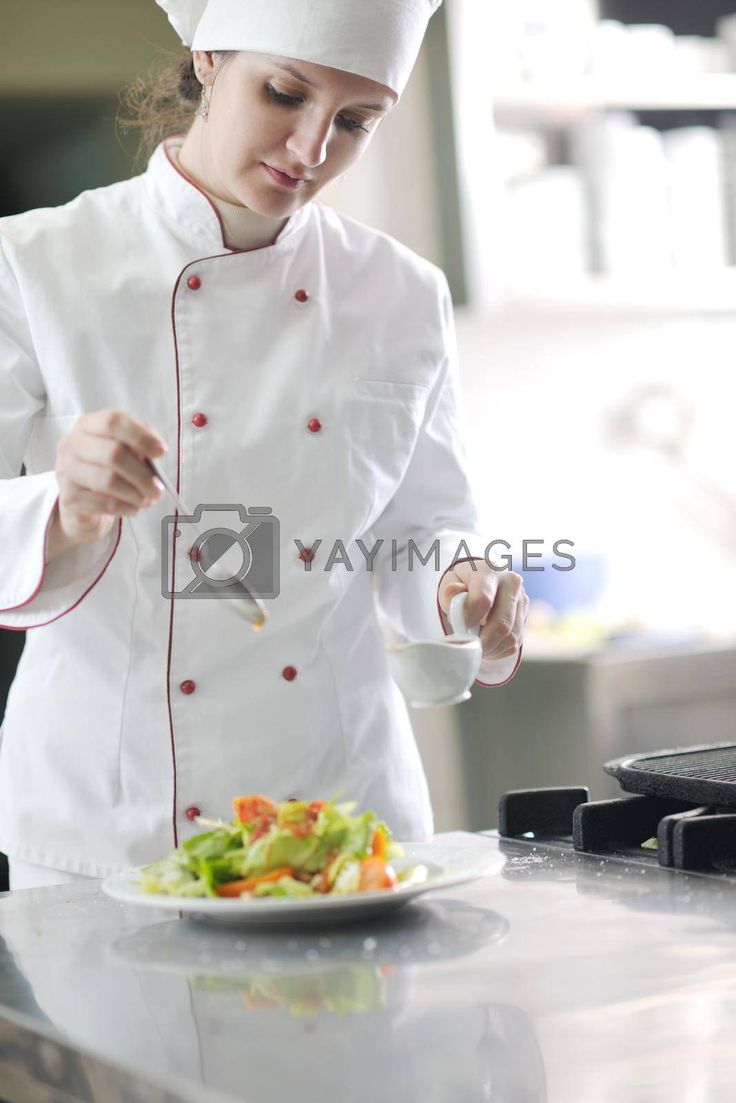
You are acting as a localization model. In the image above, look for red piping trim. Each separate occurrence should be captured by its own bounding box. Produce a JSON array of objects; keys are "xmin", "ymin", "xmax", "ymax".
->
[
  {"xmin": 0, "ymin": 503, "xmax": 122, "ymax": 631},
  {"xmin": 436, "ymin": 556, "xmax": 523, "ymax": 688},
  {"xmin": 164, "ymin": 246, "xmax": 257, "ymax": 847},
  {"xmin": 165, "ymin": 265, "xmax": 184, "ymax": 849},
  {"xmin": 162, "ymin": 136, "xmax": 287, "ymax": 256}
]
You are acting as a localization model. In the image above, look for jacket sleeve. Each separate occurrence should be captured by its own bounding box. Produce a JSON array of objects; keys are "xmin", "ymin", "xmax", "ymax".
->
[
  {"xmin": 370, "ymin": 270, "xmax": 522, "ymax": 688},
  {"xmin": 0, "ymin": 233, "xmax": 121, "ymax": 631}
]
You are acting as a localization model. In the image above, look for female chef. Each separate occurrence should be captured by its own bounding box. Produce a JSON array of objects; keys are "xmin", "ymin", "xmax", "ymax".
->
[{"xmin": 0, "ymin": 0, "xmax": 528, "ymax": 889}]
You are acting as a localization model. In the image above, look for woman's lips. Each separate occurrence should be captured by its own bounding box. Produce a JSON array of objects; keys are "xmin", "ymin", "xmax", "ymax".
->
[{"xmin": 263, "ymin": 164, "xmax": 305, "ymax": 189}]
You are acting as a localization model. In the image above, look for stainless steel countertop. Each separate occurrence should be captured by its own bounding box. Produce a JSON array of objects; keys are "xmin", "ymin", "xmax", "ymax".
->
[{"xmin": 1, "ymin": 833, "xmax": 735, "ymax": 1102}]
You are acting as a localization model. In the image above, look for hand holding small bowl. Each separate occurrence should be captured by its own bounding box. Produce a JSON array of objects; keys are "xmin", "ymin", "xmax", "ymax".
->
[{"xmin": 386, "ymin": 592, "xmax": 483, "ymax": 708}]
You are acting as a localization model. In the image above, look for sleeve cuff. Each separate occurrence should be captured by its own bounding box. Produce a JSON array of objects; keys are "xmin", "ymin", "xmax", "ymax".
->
[
  {"xmin": 0, "ymin": 482, "xmax": 122, "ymax": 630},
  {"xmin": 474, "ymin": 646, "xmax": 523, "ymax": 687}
]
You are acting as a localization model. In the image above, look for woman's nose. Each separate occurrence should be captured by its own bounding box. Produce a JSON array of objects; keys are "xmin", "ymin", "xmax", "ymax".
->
[{"xmin": 285, "ymin": 116, "xmax": 332, "ymax": 170}]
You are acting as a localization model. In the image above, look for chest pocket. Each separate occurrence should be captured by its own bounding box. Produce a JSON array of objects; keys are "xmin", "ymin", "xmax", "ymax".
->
[{"xmin": 348, "ymin": 378, "xmax": 431, "ymax": 532}]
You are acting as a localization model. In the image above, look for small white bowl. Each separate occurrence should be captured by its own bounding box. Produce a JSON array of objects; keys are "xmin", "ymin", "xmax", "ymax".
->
[{"xmin": 387, "ymin": 592, "xmax": 482, "ymax": 708}]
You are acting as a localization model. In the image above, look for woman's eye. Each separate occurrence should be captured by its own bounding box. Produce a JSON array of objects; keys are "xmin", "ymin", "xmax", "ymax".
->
[
  {"xmin": 264, "ymin": 83, "xmax": 370, "ymax": 134},
  {"xmin": 340, "ymin": 116, "xmax": 369, "ymax": 133},
  {"xmin": 265, "ymin": 83, "xmax": 301, "ymax": 106}
]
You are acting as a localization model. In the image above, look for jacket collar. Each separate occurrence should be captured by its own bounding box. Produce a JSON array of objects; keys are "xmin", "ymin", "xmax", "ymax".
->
[{"xmin": 143, "ymin": 134, "xmax": 313, "ymax": 255}]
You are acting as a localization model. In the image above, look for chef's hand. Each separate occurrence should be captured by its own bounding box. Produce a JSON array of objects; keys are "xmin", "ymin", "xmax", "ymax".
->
[
  {"xmin": 52, "ymin": 409, "xmax": 167, "ymax": 548},
  {"xmin": 438, "ymin": 560, "xmax": 528, "ymax": 661}
]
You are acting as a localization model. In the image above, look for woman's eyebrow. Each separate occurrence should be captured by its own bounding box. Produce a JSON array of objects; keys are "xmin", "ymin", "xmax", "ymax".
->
[{"xmin": 267, "ymin": 59, "xmax": 391, "ymax": 112}]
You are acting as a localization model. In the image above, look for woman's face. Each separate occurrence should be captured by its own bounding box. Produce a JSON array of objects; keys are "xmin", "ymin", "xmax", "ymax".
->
[{"xmin": 190, "ymin": 50, "xmax": 397, "ymax": 213}]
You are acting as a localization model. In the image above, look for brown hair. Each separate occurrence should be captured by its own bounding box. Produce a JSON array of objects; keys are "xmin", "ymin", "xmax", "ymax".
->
[{"xmin": 117, "ymin": 51, "xmax": 235, "ymax": 172}]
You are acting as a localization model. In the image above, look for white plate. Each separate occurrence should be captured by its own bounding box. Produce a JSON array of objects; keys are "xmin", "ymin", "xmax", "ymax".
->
[{"xmin": 101, "ymin": 832, "xmax": 505, "ymax": 927}]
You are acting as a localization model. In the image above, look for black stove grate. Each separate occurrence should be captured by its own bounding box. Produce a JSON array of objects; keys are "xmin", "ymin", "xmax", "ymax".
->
[
  {"xmin": 499, "ymin": 744, "xmax": 736, "ymax": 873},
  {"xmin": 498, "ymin": 785, "xmax": 736, "ymax": 874}
]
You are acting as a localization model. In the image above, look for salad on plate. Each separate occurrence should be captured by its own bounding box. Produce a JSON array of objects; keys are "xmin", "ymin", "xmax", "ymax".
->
[{"xmin": 138, "ymin": 795, "xmax": 420, "ymax": 900}]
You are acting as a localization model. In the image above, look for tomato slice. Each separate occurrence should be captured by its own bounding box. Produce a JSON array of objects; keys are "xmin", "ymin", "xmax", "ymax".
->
[
  {"xmin": 232, "ymin": 795, "xmax": 278, "ymax": 825},
  {"xmin": 285, "ymin": 800, "xmax": 325, "ymax": 837}
]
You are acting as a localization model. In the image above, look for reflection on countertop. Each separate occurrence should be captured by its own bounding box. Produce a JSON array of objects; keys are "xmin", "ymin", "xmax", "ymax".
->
[{"xmin": 3, "ymin": 835, "xmax": 736, "ymax": 1099}]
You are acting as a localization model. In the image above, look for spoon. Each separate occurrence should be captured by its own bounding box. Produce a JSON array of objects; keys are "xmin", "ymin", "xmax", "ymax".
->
[{"xmin": 145, "ymin": 457, "xmax": 268, "ymax": 629}]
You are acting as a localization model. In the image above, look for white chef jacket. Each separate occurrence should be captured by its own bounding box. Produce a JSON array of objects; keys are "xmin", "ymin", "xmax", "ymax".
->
[{"xmin": 0, "ymin": 136, "xmax": 520, "ymax": 877}]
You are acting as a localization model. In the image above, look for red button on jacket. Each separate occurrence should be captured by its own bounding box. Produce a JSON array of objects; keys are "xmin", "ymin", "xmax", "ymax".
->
[
  {"xmin": 185, "ymin": 806, "xmax": 201, "ymax": 821},
  {"xmin": 306, "ymin": 418, "xmax": 322, "ymax": 433},
  {"xmin": 294, "ymin": 289, "xmax": 309, "ymax": 303},
  {"xmin": 282, "ymin": 666, "xmax": 297, "ymax": 681},
  {"xmin": 192, "ymin": 412, "xmax": 208, "ymax": 428},
  {"xmin": 187, "ymin": 275, "xmax": 202, "ymax": 291},
  {"xmin": 180, "ymin": 679, "xmax": 196, "ymax": 695}
]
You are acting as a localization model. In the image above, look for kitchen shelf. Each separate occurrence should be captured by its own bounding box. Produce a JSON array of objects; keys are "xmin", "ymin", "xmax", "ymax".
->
[{"xmin": 492, "ymin": 74, "xmax": 736, "ymax": 124}]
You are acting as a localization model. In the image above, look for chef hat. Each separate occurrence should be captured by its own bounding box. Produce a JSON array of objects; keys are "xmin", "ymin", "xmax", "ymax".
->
[{"xmin": 156, "ymin": 0, "xmax": 443, "ymax": 99}]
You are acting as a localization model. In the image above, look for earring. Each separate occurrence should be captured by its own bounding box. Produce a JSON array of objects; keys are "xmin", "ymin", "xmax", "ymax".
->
[{"xmin": 198, "ymin": 84, "xmax": 209, "ymax": 122}]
